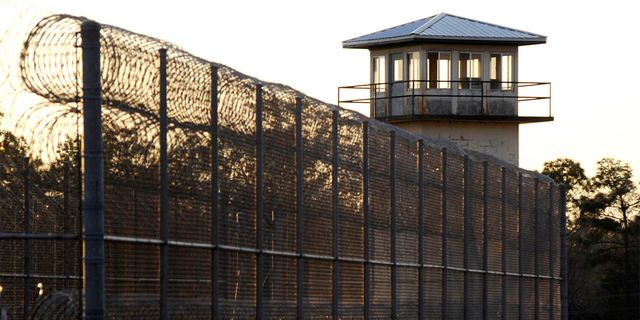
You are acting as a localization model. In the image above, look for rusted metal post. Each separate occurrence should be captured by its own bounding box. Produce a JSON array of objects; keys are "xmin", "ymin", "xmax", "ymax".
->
[
  {"xmin": 159, "ymin": 48, "xmax": 169, "ymax": 320},
  {"xmin": 463, "ymin": 155, "xmax": 470, "ymax": 319},
  {"xmin": 549, "ymin": 184, "xmax": 555, "ymax": 320},
  {"xmin": 23, "ymin": 157, "xmax": 30, "ymax": 320},
  {"xmin": 483, "ymin": 161, "xmax": 489, "ymax": 320},
  {"xmin": 256, "ymin": 84, "xmax": 264, "ymax": 320},
  {"xmin": 418, "ymin": 140, "xmax": 425, "ymax": 320},
  {"xmin": 535, "ymin": 178, "xmax": 540, "ymax": 320},
  {"xmin": 559, "ymin": 184, "xmax": 568, "ymax": 320},
  {"xmin": 519, "ymin": 173, "xmax": 524, "ymax": 320},
  {"xmin": 390, "ymin": 131, "xmax": 397, "ymax": 320},
  {"xmin": 332, "ymin": 109, "xmax": 339, "ymax": 320},
  {"xmin": 295, "ymin": 96, "xmax": 304, "ymax": 320},
  {"xmin": 442, "ymin": 147, "xmax": 448, "ymax": 320},
  {"xmin": 81, "ymin": 19, "xmax": 105, "ymax": 320},
  {"xmin": 501, "ymin": 168, "xmax": 507, "ymax": 320},
  {"xmin": 210, "ymin": 64, "xmax": 220, "ymax": 320},
  {"xmin": 64, "ymin": 160, "xmax": 70, "ymax": 290},
  {"xmin": 363, "ymin": 121, "xmax": 370, "ymax": 320}
]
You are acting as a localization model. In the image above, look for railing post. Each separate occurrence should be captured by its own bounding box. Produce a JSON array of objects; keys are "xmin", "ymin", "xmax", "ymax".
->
[
  {"xmin": 210, "ymin": 64, "xmax": 219, "ymax": 320},
  {"xmin": 418, "ymin": 140, "xmax": 424, "ymax": 320},
  {"xmin": 363, "ymin": 121, "xmax": 370, "ymax": 320},
  {"xmin": 23, "ymin": 157, "xmax": 30, "ymax": 320},
  {"xmin": 295, "ymin": 96, "xmax": 304, "ymax": 320},
  {"xmin": 442, "ymin": 147, "xmax": 448, "ymax": 320},
  {"xmin": 159, "ymin": 48, "xmax": 169, "ymax": 320},
  {"xmin": 256, "ymin": 84, "xmax": 264, "ymax": 320},
  {"xmin": 332, "ymin": 109, "xmax": 339, "ymax": 320},
  {"xmin": 81, "ymin": 19, "xmax": 105, "ymax": 320},
  {"xmin": 559, "ymin": 184, "xmax": 568, "ymax": 320},
  {"xmin": 390, "ymin": 131, "xmax": 397, "ymax": 320}
]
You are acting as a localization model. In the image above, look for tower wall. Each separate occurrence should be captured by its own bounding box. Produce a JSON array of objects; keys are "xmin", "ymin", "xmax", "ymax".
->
[{"xmin": 395, "ymin": 120, "xmax": 519, "ymax": 166}]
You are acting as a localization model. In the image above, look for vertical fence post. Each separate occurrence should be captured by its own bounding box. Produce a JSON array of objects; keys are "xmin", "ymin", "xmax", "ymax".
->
[
  {"xmin": 255, "ymin": 84, "xmax": 264, "ymax": 320},
  {"xmin": 483, "ymin": 161, "xmax": 489, "ymax": 320},
  {"xmin": 559, "ymin": 184, "xmax": 568, "ymax": 320},
  {"xmin": 463, "ymin": 155, "xmax": 469, "ymax": 319},
  {"xmin": 390, "ymin": 131, "xmax": 397, "ymax": 320},
  {"xmin": 64, "ymin": 160, "xmax": 70, "ymax": 290},
  {"xmin": 501, "ymin": 167, "xmax": 507, "ymax": 320},
  {"xmin": 441, "ymin": 147, "xmax": 448, "ymax": 320},
  {"xmin": 418, "ymin": 140, "xmax": 424, "ymax": 320},
  {"xmin": 81, "ymin": 19, "xmax": 104, "ymax": 320},
  {"xmin": 295, "ymin": 97, "xmax": 304, "ymax": 320},
  {"xmin": 534, "ymin": 178, "xmax": 540, "ymax": 320},
  {"xmin": 549, "ymin": 184, "xmax": 555, "ymax": 320},
  {"xmin": 158, "ymin": 48, "xmax": 169, "ymax": 320},
  {"xmin": 23, "ymin": 157, "xmax": 30, "ymax": 320},
  {"xmin": 331, "ymin": 109, "xmax": 339, "ymax": 320},
  {"xmin": 518, "ymin": 173, "xmax": 524, "ymax": 320},
  {"xmin": 210, "ymin": 64, "xmax": 219, "ymax": 320},
  {"xmin": 363, "ymin": 122, "xmax": 370, "ymax": 320}
]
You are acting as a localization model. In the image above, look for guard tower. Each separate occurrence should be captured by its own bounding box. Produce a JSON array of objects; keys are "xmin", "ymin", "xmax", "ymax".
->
[{"xmin": 339, "ymin": 13, "xmax": 552, "ymax": 166}]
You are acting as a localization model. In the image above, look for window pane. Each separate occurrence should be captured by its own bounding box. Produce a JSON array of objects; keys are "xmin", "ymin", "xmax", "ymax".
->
[
  {"xmin": 502, "ymin": 54, "xmax": 513, "ymax": 90},
  {"xmin": 408, "ymin": 52, "xmax": 420, "ymax": 89},
  {"xmin": 490, "ymin": 54, "xmax": 499, "ymax": 80},
  {"xmin": 471, "ymin": 53, "xmax": 481, "ymax": 78},
  {"xmin": 439, "ymin": 53, "xmax": 450, "ymax": 89},
  {"xmin": 490, "ymin": 53, "xmax": 500, "ymax": 90},
  {"xmin": 428, "ymin": 52, "xmax": 438, "ymax": 89},
  {"xmin": 394, "ymin": 59, "xmax": 403, "ymax": 81},
  {"xmin": 373, "ymin": 56, "xmax": 385, "ymax": 92},
  {"xmin": 459, "ymin": 53, "xmax": 469, "ymax": 89}
]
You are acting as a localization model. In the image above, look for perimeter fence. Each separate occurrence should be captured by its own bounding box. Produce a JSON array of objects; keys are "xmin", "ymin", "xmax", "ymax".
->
[{"xmin": 0, "ymin": 13, "xmax": 568, "ymax": 319}]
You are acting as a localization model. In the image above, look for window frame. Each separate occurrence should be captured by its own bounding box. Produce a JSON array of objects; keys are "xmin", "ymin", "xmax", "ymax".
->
[
  {"xmin": 372, "ymin": 55, "xmax": 386, "ymax": 92},
  {"xmin": 427, "ymin": 51, "xmax": 451, "ymax": 89},
  {"xmin": 407, "ymin": 51, "xmax": 420, "ymax": 90},
  {"xmin": 490, "ymin": 53, "xmax": 514, "ymax": 91},
  {"xmin": 458, "ymin": 52, "xmax": 483, "ymax": 90}
]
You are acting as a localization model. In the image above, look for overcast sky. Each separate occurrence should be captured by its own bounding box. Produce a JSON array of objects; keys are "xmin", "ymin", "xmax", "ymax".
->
[{"xmin": 3, "ymin": 0, "xmax": 640, "ymax": 177}]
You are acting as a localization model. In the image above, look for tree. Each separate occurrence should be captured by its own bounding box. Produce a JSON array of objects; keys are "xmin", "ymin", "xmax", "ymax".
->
[
  {"xmin": 542, "ymin": 158, "xmax": 588, "ymax": 217},
  {"xmin": 543, "ymin": 157, "xmax": 640, "ymax": 319}
]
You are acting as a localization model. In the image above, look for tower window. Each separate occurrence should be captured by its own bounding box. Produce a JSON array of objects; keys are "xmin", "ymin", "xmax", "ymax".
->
[
  {"xmin": 407, "ymin": 52, "xmax": 420, "ymax": 89},
  {"xmin": 491, "ymin": 53, "xmax": 514, "ymax": 90},
  {"xmin": 427, "ymin": 51, "xmax": 451, "ymax": 89},
  {"xmin": 459, "ymin": 52, "xmax": 482, "ymax": 90},
  {"xmin": 373, "ymin": 56, "xmax": 386, "ymax": 92}
]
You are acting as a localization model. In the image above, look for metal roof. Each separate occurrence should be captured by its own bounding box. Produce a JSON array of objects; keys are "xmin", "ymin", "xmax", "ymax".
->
[{"xmin": 343, "ymin": 13, "xmax": 547, "ymax": 48}]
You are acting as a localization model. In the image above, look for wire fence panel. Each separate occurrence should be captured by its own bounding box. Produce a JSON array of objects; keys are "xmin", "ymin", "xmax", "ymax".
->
[{"xmin": 0, "ymin": 12, "xmax": 566, "ymax": 320}]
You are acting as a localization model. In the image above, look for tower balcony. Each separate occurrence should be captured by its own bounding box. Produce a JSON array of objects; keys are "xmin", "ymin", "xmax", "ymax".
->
[{"xmin": 338, "ymin": 80, "xmax": 552, "ymax": 124}]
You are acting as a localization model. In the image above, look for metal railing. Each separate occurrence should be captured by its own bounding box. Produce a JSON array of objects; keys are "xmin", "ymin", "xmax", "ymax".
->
[{"xmin": 338, "ymin": 80, "xmax": 552, "ymax": 118}]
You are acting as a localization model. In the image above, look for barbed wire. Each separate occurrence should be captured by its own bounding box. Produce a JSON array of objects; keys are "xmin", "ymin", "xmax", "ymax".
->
[{"xmin": 2, "ymin": 11, "xmax": 553, "ymax": 183}]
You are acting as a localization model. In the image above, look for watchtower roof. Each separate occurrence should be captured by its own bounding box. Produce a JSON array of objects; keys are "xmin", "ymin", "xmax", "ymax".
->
[{"xmin": 343, "ymin": 12, "xmax": 547, "ymax": 48}]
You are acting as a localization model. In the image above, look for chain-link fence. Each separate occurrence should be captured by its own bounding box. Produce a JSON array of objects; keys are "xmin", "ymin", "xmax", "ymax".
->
[{"xmin": 0, "ymin": 12, "xmax": 567, "ymax": 319}]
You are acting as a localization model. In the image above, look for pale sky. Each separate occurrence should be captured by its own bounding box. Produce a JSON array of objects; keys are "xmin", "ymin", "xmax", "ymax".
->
[{"xmin": 3, "ymin": 0, "xmax": 640, "ymax": 177}]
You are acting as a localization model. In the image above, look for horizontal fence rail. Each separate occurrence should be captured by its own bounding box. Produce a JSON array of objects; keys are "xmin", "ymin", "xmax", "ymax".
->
[{"xmin": 0, "ymin": 14, "xmax": 567, "ymax": 320}]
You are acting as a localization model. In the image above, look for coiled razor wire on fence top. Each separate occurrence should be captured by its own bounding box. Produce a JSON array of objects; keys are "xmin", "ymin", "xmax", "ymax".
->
[
  {"xmin": 13, "ymin": 13, "xmax": 528, "ymax": 170},
  {"xmin": 0, "ymin": 10, "xmax": 565, "ymax": 319}
]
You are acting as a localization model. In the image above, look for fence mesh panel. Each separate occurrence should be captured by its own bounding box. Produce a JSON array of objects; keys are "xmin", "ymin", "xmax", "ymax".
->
[{"xmin": 0, "ymin": 11, "xmax": 564, "ymax": 319}]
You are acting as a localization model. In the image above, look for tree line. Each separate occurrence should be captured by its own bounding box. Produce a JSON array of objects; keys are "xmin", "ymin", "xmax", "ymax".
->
[{"xmin": 542, "ymin": 158, "xmax": 640, "ymax": 319}]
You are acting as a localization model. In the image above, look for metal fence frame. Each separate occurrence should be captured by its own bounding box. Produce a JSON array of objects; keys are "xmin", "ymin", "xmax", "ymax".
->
[{"xmin": 0, "ymin": 20, "xmax": 569, "ymax": 320}]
